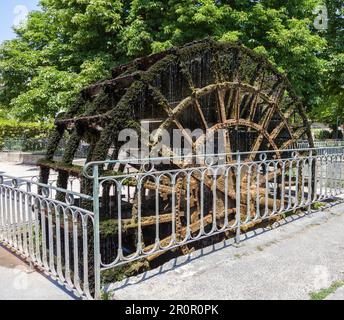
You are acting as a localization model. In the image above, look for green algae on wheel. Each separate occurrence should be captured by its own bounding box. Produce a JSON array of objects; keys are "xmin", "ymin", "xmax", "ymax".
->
[{"xmin": 38, "ymin": 39, "xmax": 314, "ymax": 267}]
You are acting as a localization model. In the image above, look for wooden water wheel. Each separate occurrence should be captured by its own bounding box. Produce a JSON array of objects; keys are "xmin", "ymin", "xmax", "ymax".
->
[{"xmin": 39, "ymin": 39, "xmax": 313, "ymax": 264}]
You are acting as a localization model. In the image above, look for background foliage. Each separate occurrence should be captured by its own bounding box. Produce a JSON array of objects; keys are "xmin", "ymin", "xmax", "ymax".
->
[
  {"xmin": 313, "ymin": 0, "xmax": 344, "ymax": 125},
  {"xmin": 0, "ymin": 119, "xmax": 53, "ymax": 149},
  {"xmin": 0, "ymin": 0, "xmax": 342, "ymax": 126}
]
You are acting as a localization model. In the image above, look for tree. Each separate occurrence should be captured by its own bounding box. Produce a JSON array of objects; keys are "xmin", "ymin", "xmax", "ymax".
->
[
  {"xmin": 312, "ymin": 0, "xmax": 343, "ymax": 126},
  {"xmin": 326, "ymin": 0, "xmax": 344, "ymax": 51},
  {"xmin": 0, "ymin": 0, "xmax": 124, "ymax": 120},
  {"xmin": 0, "ymin": 0, "xmax": 329, "ymax": 121}
]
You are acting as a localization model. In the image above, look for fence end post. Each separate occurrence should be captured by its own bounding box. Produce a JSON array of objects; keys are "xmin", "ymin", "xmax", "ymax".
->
[
  {"xmin": 235, "ymin": 152, "xmax": 241, "ymax": 245},
  {"xmin": 92, "ymin": 164, "xmax": 101, "ymax": 300}
]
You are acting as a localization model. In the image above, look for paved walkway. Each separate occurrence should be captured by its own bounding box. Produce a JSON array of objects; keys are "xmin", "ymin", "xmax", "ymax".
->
[
  {"xmin": 0, "ymin": 245, "xmax": 73, "ymax": 300},
  {"xmin": 326, "ymin": 286, "xmax": 344, "ymax": 300},
  {"xmin": 0, "ymin": 161, "xmax": 39, "ymax": 179},
  {"xmin": 110, "ymin": 202, "xmax": 344, "ymax": 300}
]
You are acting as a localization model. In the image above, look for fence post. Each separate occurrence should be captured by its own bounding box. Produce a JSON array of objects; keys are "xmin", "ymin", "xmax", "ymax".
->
[
  {"xmin": 235, "ymin": 152, "xmax": 241, "ymax": 244},
  {"xmin": 92, "ymin": 164, "xmax": 101, "ymax": 300},
  {"xmin": 308, "ymin": 150, "xmax": 313, "ymax": 214}
]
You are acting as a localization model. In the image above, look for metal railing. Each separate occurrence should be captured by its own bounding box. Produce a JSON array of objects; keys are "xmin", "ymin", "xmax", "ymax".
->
[
  {"xmin": 1, "ymin": 137, "xmax": 90, "ymax": 158},
  {"xmin": 1, "ymin": 146, "xmax": 344, "ymax": 299},
  {"xmin": 1, "ymin": 137, "xmax": 48, "ymax": 154},
  {"xmin": 0, "ymin": 173, "xmax": 95, "ymax": 299},
  {"xmin": 84, "ymin": 146, "xmax": 344, "ymax": 296},
  {"xmin": 297, "ymin": 139, "xmax": 344, "ymax": 149}
]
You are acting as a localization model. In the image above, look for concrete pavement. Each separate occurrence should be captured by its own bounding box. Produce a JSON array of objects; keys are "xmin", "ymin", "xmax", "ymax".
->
[
  {"xmin": 326, "ymin": 286, "xmax": 344, "ymax": 300},
  {"xmin": 110, "ymin": 201, "xmax": 344, "ymax": 300},
  {"xmin": 0, "ymin": 245, "xmax": 73, "ymax": 300},
  {"xmin": 0, "ymin": 161, "xmax": 39, "ymax": 179}
]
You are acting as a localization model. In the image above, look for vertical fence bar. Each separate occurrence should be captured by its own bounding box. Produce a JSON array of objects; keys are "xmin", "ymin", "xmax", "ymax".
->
[
  {"xmin": 235, "ymin": 153, "xmax": 241, "ymax": 244},
  {"xmin": 92, "ymin": 164, "xmax": 101, "ymax": 300},
  {"xmin": 307, "ymin": 150, "xmax": 313, "ymax": 214},
  {"xmin": 2, "ymin": 147, "xmax": 344, "ymax": 299}
]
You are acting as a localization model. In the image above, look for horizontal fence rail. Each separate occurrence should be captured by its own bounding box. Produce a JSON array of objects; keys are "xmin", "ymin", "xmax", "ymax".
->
[
  {"xmin": 0, "ymin": 174, "xmax": 96, "ymax": 299},
  {"xmin": 1, "ymin": 137, "xmax": 91, "ymax": 158},
  {"xmin": 297, "ymin": 139, "xmax": 344, "ymax": 149},
  {"xmin": 84, "ymin": 147, "xmax": 344, "ymax": 280},
  {"xmin": 1, "ymin": 146, "xmax": 344, "ymax": 299}
]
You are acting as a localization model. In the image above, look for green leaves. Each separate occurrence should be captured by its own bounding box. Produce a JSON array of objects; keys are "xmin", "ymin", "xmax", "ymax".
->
[
  {"xmin": 314, "ymin": 53, "xmax": 344, "ymax": 124},
  {"xmin": 0, "ymin": 0, "xmax": 122, "ymax": 120},
  {"xmin": 0, "ymin": 119, "xmax": 53, "ymax": 150},
  {"xmin": 310, "ymin": 0, "xmax": 343, "ymax": 124},
  {"xmin": 0, "ymin": 0, "xmax": 340, "ymax": 123},
  {"xmin": 9, "ymin": 56, "xmax": 111, "ymax": 121}
]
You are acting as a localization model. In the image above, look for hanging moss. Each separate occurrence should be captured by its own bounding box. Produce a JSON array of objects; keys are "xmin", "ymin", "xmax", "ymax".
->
[
  {"xmin": 100, "ymin": 219, "xmax": 119, "ymax": 237},
  {"xmin": 43, "ymin": 37, "xmax": 313, "ymax": 210},
  {"xmin": 46, "ymin": 125, "xmax": 66, "ymax": 161},
  {"xmin": 99, "ymin": 217, "xmax": 149, "ymax": 237},
  {"xmin": 39, "ymin": 39, "xmax": 314, "ymax": 289},
  {"xmin": 40, "ymin": 38, "xmax": 313, "ymax": 205},
  {"xmin": 38, "ymin": 159, "xmax": 83, "ymax": 176},
  {"xmin": 38, "ymin": 123, "xmax": 66, "ymax": 188}
]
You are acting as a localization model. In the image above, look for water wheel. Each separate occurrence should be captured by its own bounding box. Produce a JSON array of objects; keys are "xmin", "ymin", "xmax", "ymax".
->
[{"xmin": 40, "ymin": 39, "xmax": 313, "ymax": 265}]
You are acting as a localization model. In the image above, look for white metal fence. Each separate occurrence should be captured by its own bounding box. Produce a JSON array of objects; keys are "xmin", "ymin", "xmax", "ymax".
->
[
  {"xmin": 84, "ymin": 147, "xmax": 344, "ymax": 274},
  {"xmin": 1, "ymin": 146, "xmax": 344, "ymax": 299},
  {"xmin": 0, "ymin": 173, "xmax": 95, "ymax": 299},
  {"xmin": 297, "ymin": 139, "xmax": 344, "ymax": 149}
]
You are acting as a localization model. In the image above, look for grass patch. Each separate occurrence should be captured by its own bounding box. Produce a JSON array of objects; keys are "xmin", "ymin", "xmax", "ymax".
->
[
  {"xmin": 312, "ymin": 202, "xmax": 326, "ymax": 210},
  {"xmin": 100, "ymin": 289, "xmax": 112, "ymax": 300},
  {"xmin": 282, "ymin": 210, "xmax": 294, "ymax": 218},
  {"xmin": 309, "ymin": 280, "xmax": 344, "ymax": 300}
]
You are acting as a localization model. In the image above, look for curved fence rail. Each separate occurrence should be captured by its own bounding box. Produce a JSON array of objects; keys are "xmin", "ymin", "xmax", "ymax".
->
[
  {"xmin": 0, "ymin": 174, "xmax": 95, "ymax": 299},
  {"xmin": 1, "ymin": 147, "xmax": 344, "ymax": 299},
  {"xmin": 84, "ymin": 147, "xmax": 344, "ymax": 275}
]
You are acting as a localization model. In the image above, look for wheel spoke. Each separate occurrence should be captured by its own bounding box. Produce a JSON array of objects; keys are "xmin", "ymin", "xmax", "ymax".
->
[
  {"xmin": 173, "ymin": 119, "xmax": 196, "ymax": 152},
  {"xmin": 216, "ymin": 87, "xmax": 227, "ymax": 123},
  {"xmin": 193, "ymin": 98, "xmax": 209, "ymax": 130},
  {"xmin": 280, "ymin": 127, "xmax": 308, "ymax": 149},
  {"xmin": 247, "ymin": 103, "xmax": 278, "ymax": 162},
  {"xmin": 270, "ymin": 106, "xmax": 296, "ymax": 140},
  {"xmin": 229, "ymin": 85, "xmax": 240, "ymax": 122}
]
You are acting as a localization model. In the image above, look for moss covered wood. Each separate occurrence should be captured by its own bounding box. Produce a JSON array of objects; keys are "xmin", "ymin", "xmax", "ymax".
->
[{"xmin": 40, "ymin": 39, "xmax": 314, "ymax": 278}]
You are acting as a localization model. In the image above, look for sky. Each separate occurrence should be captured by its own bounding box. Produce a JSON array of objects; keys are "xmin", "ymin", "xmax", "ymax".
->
[{"xmin": 0, "ymin": 0, "xmax": 40, "ymax": 44}]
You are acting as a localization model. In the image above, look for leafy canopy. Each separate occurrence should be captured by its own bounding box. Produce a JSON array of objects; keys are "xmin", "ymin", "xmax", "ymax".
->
[
  {"xmin": 312, "ymin": 0, "xmax": 343, "ymax": 125},
  {"xmin": 0, "ymin": 0, "xmax": 335, "ymax": 121}
]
